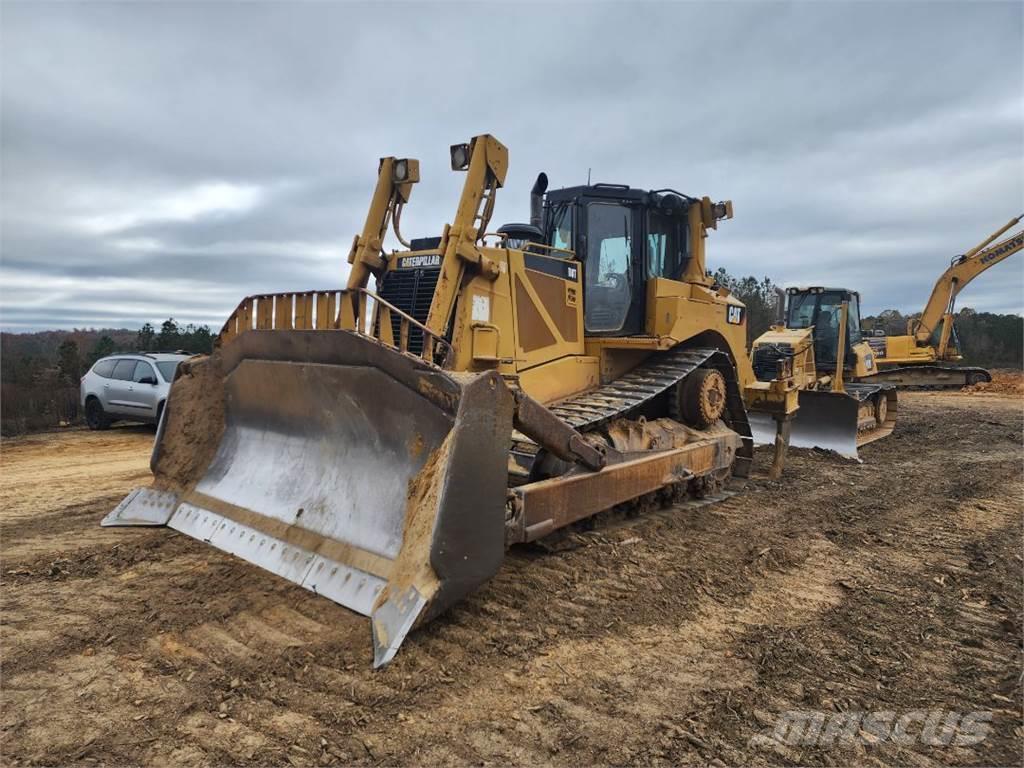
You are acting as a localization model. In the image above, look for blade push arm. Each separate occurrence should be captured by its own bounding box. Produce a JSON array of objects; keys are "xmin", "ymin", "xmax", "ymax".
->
[
  {"xmin": 423, "ymin": 135, "xmax": 508, "ymax": 342},
  {"xmin": 346, "ymin": 156, "xmax": 420, "ymax": 290}
]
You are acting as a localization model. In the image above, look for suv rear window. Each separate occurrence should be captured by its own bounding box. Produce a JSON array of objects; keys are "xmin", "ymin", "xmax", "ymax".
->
[
  {"xmin": 93, "ymin": 359, "xmax": 117, "ymax": 378},
  {"xmin": 111, "ymin": 359, "xmax": 138, "ymax": 380}
]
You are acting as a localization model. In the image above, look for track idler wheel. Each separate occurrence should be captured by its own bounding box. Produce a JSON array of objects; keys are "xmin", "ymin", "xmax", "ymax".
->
[
  {"xmin": 675, "ymin": 368, "xmax": 727, "ymax": 429},
  {"xmin": 874, "ymin": 393, "xmax": 887, "ymax": 426}
]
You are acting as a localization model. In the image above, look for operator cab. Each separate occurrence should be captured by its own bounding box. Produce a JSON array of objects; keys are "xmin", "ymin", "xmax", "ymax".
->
[
  {"xmin": 785, "ymin": 287, "xmax": 864, "ymax": 369},
  {"xmin": 535, "ymin": 181, "xmax": 692, "ymax": 336}
]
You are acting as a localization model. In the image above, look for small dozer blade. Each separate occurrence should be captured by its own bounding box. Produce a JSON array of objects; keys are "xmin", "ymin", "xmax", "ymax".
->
[
  {"xmin": 103, "ymin": 330, "xmax": 515, "ymax": 666},
  {"xmin": 749, "ymin": 390, "xmax": 858, "ymax": 457},
  {"xmin": 749, "ymin": 385, "xmax": 897, "ymax": 460}
]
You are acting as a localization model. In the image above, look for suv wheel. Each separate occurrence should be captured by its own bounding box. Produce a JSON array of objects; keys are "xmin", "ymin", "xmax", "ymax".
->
[{"xmin": 85, "ymin": 397, "xmax": 111, "ymax": 431}]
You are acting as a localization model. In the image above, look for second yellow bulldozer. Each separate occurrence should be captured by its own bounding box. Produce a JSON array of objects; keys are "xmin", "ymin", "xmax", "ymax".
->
[
  {"xmin": 104, "ymin": 134, "xmax": 827, "ymax": 666},
  {"xmin": 747, "ymin": 287, "xmax": 897, "ymax": 459}
]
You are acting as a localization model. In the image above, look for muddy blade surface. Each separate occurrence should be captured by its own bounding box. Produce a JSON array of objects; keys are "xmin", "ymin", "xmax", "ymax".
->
[{"xmin": 104, "ymin": 331, "xmax": 514, "ymax": 666}]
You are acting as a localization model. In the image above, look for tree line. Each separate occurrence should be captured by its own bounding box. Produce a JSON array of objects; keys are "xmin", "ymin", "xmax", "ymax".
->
[
  {"xmin": 1, "ymin": 284, "xmax": 1021, "ymax": 436},
  {"xmin": 1, "ymin": 319, "xmax": 214, "ymax": 435}
]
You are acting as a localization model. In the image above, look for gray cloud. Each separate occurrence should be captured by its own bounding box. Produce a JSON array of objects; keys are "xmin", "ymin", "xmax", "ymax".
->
[{"xmin": 1, "ymin": 1, "xmax": 1021, "ymax": 331}]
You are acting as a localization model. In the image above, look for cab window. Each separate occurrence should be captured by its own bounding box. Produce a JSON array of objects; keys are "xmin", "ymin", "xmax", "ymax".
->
[
  {"xmin": 549, "ymin": 203, "xmax": 573, "ymax": 254},
  {"xmin": 787, "ymin": 293, "xmax": 817, "ymax": 328},
  {"xmin": 584, "ymin": 203, "xmax": 633, "ymax": 332},
  {"xmin": 847, "ymin": 295, "xmax": 862, "ymax": 343},
  {"xmin": 647, "ymin": 212, "xmax": 681, "ymax": 278}
]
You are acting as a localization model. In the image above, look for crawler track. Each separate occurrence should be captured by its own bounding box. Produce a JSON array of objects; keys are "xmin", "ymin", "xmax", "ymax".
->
[
  {"xmin": 867, "ymin": 364, "xmax": 992, "ymax": 389},
  {"xmin": 511, "ymin": 345, "xmax": 753, "ymax": 479}
]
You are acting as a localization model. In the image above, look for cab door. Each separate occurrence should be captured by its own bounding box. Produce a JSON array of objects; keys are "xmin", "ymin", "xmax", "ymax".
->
[{"xmin": 582, "ymin": 200, "xmax": 644, "ymax": 335}]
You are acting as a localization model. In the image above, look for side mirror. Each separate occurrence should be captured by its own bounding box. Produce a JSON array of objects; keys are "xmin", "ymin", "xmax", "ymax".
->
[{"xmin": 139, "ymin": 376, "xmax": 158, "ymax": 385}]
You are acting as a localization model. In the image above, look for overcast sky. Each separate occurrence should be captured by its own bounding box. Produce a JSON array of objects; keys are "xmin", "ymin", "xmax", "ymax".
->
[{"xmin": 1, "ymin": 1, "xmax": 1021, "ymax": 331}]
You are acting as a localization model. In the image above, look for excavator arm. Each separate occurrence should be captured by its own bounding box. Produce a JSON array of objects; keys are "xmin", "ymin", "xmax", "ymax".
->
[{"xmin": 912, "ymin": 214, "xmax": 1024, "ymax": 354}]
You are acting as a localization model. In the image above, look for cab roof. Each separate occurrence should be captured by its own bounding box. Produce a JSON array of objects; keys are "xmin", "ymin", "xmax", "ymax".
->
[
  {"xmin": 786, "ymin": 286, "xmax": 860, "ymax": 299},
  {"xmin": 545, "ymin": 184, "xmax": 696, "ymax": 206}
]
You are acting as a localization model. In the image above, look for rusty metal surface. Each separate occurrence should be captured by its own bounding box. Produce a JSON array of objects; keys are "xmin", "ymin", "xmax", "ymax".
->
[
  {"xmin": 512, "ymin": 390, "xmax": 606, "ymax": 471},
  {"xmin": 512, "ymin": 346, "xmax": 753, "ymax": 478},
  {"xmin": 512, "ymin": 424, "xmax": 741, "ymax": 538},
  {"xmin": 605, "ymin": 417, "xmax": 693, "ymax": 453},
  {"xmin": 218, "ymin": 287, "xmax": 451, "ymax": 363}
]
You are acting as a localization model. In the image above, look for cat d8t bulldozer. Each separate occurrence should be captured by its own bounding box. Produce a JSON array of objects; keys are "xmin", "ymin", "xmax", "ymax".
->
[
  {"xmin": 104, "ymin": 134, "xmax": 802, "ymax": 666},
  {"xmin": 747, "ymin": 287, "xmax": 897, "ymax": 459}
]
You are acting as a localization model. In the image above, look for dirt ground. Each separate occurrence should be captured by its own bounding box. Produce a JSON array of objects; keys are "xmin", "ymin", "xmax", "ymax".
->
[
  {"xmin": 962, "ymin": 369, "xmax": 1024, "ymax": 397},
  {"xmin": 1, "ymin": 390, "xmax": 1022, "ymax": 767}
]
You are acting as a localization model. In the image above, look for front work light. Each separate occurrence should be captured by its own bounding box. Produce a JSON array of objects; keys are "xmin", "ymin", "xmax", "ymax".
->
[
  {"xmin": 387, "ymin": 158, "xmax": 419, "ymax": 186},
  {"xmin": 450, "ymin": 143, "xmax": 470, "ymax": 171}
]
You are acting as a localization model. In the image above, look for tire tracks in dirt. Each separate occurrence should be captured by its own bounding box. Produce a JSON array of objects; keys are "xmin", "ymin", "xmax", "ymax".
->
[{"xmin": 1, "ymin": 393, "xmax": 1021, "ymax": 766}]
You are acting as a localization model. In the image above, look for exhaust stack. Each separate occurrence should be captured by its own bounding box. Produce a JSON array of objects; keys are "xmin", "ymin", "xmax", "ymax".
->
[
  {"xmin": 530, "ymin": 173, "xmax": 548, "ymax": 229},
  {"xmin": 775, "ymin": 287, "xmax": 787, "ymax": 325}
]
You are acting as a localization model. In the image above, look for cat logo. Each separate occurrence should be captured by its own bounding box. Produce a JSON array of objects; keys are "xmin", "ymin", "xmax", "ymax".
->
[{"xmin": 726, "ymin": 306, "xmax": 744, "ymax": 325}]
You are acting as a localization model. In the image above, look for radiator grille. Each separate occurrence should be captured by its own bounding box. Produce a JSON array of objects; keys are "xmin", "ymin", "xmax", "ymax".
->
[
  {"xmin": 752, "ymin": 344, "xmax": 790, "ymax": 382},
  {"xmin": 376, "ymin": 265, "xmax": 441, "ymax": 355}
]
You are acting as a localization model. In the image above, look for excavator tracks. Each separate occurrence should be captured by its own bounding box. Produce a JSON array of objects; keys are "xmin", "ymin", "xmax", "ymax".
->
[
  {"xmin": 867, "ymin": 365, "xmax": 990, "ymax": 390},
  {"xmin": 510, "ymin": 346, "xmax": 753, "ymax": 482}
]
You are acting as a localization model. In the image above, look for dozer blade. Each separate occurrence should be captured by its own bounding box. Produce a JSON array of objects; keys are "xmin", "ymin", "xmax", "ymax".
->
[
  {"xmin": 749, "ymin": 390, "xmax": 859, "ymax": 458},
  {"xmin": 786, "ymin": 390, "xmax": 860, "ymax": 458},
  {"xmin": 103, "ymin": 330, "xmax": 514, "ymax": 667},
  {"xmin": 749, "ymin": 385, "xmax": 897, "ymax": 460}
]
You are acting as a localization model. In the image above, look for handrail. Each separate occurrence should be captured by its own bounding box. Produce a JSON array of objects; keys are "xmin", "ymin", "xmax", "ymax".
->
[
  {"xmin": 479, "ymin": 232, "xmax": 576, "ymax": 258},
  {"xmin": 217, "ymin": 287, "xmax": 450, "ymax": 361}
]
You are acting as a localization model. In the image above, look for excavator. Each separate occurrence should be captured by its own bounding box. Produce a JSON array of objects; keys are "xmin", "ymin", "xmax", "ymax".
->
[
  {"xmin": 747, "ymin": 287, "xmax": 897, "ymax": 460},
  {"xmin": 102, "ymin": 134, "xmax": 834, "ymax": 667},
  {"xmin": 866, "ymin": 215, "xmax": 1023, "ymax": 388}
]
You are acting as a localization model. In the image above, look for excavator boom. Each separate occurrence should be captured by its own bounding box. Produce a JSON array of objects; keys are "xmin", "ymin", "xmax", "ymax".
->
[
  {"xmin": 868, "ymin": 214, "xmax": 1023, "ymax": 387},
  {"xmin": 913, "ymin": 215, "xmax": 1023, "ymax": 348}
]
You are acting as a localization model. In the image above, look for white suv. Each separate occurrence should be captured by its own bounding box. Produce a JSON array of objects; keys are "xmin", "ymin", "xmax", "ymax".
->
[{"xmin": 80, "ymin": 352, "xmax": 191, "ymax": 430}]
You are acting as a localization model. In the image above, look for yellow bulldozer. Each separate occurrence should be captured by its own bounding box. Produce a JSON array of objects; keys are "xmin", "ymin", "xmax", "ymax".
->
[
  {"xmin": 747, "ymin": 287, "xmax": 898, "ymax": 460},
  {"xmin": 104, "ymin": 134, "xmax": 845, "ymax": 665}
]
